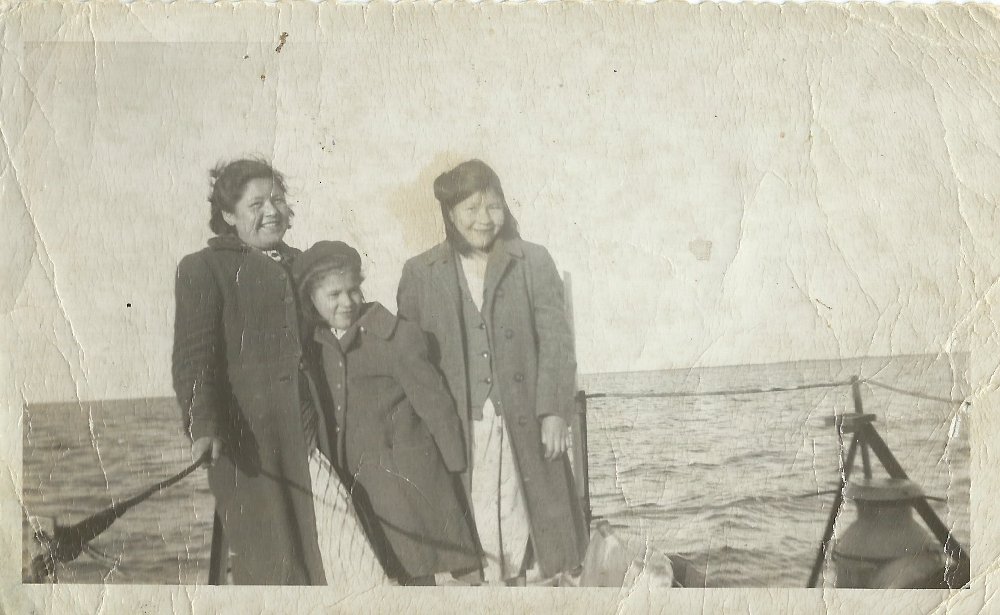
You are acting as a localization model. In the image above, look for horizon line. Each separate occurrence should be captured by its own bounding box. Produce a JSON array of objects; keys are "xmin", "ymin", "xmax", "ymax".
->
[{"xmin": 22, "ymin": 350, "xmax": 969, "ymax": 407}]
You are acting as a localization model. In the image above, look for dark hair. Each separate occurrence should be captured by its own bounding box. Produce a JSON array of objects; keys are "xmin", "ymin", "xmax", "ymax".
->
[
  {"xmin": 297, "ymin": 255, "xmax": 365, "ymax": 329},
  {"xmin": 208, "ymin": 159, "xmax": 289, "ymax": 235},
  {"xmin": 433, "ymin": 159, "xmax": 519, "ymax": 254}
]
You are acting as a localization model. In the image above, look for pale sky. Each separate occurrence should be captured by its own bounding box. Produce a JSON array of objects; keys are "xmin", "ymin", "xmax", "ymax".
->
[{"xmin": 5, "ymin": 7, "xmax": 1000, "ymax": 403}]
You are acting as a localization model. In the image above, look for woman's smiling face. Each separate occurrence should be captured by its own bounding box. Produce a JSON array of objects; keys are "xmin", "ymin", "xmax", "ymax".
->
[
  {"xmin": 223, "ymin": 177, "xmax": 291, "ymax": 250},
  {"xmin": 449, "ymin": 189, "xmax": 506, "ymax": 253}
]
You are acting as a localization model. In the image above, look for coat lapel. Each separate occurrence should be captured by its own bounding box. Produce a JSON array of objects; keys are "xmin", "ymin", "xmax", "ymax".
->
[
  {"xmin": 426, "ymin": 242, "xmax": 463, "ymax": 333},
  {"xmin": 482, "ymin": 239, "xmax": 523, "ymax": 324}
]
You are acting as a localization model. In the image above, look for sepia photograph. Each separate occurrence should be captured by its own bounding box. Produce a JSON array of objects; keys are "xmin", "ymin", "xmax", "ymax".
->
[{"xmin": 2, "ymin": 2, "xmax": 999, "ymax": 613}]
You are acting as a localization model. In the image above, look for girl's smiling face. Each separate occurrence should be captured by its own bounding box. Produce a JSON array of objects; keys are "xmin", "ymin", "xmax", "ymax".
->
[
  {"xmin": 448, "ymin": 189, "xmax": 506, "ymax": 253},
  {"xmin": 222, "ymin": 177, "xmax": 291, "ymax": 250},
  {"xmin": 311, "ymin": 270, "xmax": 363, "ymax": 330}
]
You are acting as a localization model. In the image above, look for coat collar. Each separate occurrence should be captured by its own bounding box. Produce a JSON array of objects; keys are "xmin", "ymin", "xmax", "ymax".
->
[
  {"xmin": 419, "ymin": 238, "xmax": 525, "ymax": 323},
  {"xmin": 208, "ymin": 234, "xmax": 298, "ymax": 259},
  {"xmin": 311, "ymin": 302, "xmax": 397, "ymax": 349},
  {"xmin": 419, "ymin": 238, "xmax": 525, "ymax": 267},
  {"xmin": 354, "ymin": 302, "xmax": 398, "ymax": 340}
]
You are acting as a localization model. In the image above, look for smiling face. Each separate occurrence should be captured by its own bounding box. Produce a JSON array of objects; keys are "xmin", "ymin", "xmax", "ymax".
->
[
  {"xmin": 310, "ymin": 270, "xmax": 363, "ymax": 330},
  {"xmin": 222, "ymin": 177, "xmax": 291, "ymax": 250},
  {"xmin": 448, "ymin": 189, "xmax": 506, "ymax": 253}
]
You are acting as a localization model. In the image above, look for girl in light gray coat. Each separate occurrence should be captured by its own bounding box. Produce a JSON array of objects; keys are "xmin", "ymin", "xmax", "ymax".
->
[{"xmin": 397, "ymin": 160, "xmax": 589, "ymax": 585}]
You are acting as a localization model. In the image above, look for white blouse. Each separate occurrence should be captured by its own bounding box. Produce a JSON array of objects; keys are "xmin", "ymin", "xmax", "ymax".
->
[{"xmin": 459, "ymin": 253, "xmax": 489, "ymax": 312}]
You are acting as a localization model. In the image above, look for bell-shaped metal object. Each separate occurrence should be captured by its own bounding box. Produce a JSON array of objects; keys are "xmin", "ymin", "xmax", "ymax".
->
[{"xmin": 832, "ymin": 478, "xmax": 943, "ymax": 588}]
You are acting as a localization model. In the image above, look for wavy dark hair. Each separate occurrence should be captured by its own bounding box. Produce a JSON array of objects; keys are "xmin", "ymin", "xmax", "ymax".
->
[
  {"xmin": 208, "ymin": 159, "xmax": 289, "ymax": 235},
  {"xmin": 433, "ymin": 159, "xmax": 519, "ymax": 255}
]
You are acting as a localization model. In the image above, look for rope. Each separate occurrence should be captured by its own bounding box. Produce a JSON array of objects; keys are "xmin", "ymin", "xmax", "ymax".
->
[
  {"xmin": 585, "ymin": 377, "xmax": 969, "ymax": 406},
  {"xmin": 585, "ymin": 380, "xmax": 852, "ymax": 400},
  {"xmin": 794, "ymin": 489, "xmax": 947, "ymax": 503},
  {"xmin": 110, "ymin": 457, "xmax": 205, "ymax": 512},
  {"xmin": 27, "ymin": 457, "xmax": 206, "ymax": 581},
  {"xmin": 861, "ymin": 379, "xmax": 968, "ymax": 406}
]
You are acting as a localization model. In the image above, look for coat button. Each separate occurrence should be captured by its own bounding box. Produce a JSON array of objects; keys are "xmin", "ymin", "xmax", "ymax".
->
[
  {"xmin": 505, "ymin": 329, "xmax": 514, "ymax": 339},
  {"xmin": 481, "ymin": 351, "xmax": 490, "ymax": 359},
  {"xmin": 518, "ymin": 416, "xmax": 528, "ymax": 426},
  {"xmin": 484, "ymin": 377, "xmax": 492, "ymax": 385},
  {"xmin": 478, "ymin": 322, "xmax": 486, "ymax": 330},
  {"xmin": 514, "ymin": 373, "xmax": 524, "ymax": 382},
  {"xmin": 284, "ymin": 296, "xmax": 293, "ymax": 305},
  {"xmin": 299, "ymin": 360, "xmax": 307, "ymax": 370}
]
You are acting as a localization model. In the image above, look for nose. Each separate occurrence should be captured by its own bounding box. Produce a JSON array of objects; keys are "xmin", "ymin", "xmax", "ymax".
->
[
  {"xmin": 261, "ymin": 198, "xmax": 280, "ymax": 217},
  {"xmin": 336, "ymin": 293, "xmax": 358, "ymax": 311},
  {"xmin": 475, "ymin": 206, "xmax": 493, "ymax": 225}
]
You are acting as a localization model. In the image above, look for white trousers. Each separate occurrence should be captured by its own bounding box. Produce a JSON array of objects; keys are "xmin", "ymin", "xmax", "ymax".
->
[{"xmin": 469, "ymin": 400, "xmax": 532, "ymax": 583}]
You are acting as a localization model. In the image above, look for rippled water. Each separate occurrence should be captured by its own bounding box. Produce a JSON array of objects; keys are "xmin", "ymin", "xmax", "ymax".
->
[
  {"xmin": 580, "ymin": 354, "xmax": 971, "ymax": 587},
  {"xmin": 22, "ymin": 354, "xmax": 970, "ymax": 586}
]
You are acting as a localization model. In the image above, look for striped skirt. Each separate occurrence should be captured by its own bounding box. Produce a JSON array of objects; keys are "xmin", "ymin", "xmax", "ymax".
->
[{"xmin": 308, "ymin": 449, "xmax": 390, "ymax": 588}]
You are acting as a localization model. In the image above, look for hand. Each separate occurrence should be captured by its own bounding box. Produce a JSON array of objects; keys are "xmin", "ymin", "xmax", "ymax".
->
[
  {"xmin": 192, "ymin": 436, "xmax": 222, "ymax": 467},
  {"xmin": 540, "ymin": 415, "xmax": 569, "ymax": 461}
]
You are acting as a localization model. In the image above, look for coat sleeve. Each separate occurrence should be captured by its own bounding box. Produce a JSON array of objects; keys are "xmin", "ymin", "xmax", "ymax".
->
[
  {"xmin": 392, "ymin": 320, "xmax": 467, "ymax": 473},
  {"xmin": 172, "ymin": 252, "xmax": 226, "ymax": 441},
  {"xmin": 396, "ymin": 260, "xmax": 422, "ymax": 325},
  {"xmin": 527, "ymin": 246, "xmax": 578, "ymax": 422}
]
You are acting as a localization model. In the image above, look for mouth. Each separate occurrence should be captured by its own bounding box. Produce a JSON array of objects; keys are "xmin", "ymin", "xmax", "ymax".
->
[{"xmin": 259, "ymin": 219, "xmax": 284, "ymax": 231}]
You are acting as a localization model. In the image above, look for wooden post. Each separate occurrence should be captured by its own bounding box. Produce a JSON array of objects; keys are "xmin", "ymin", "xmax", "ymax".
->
[
  {"xmin": 850, "ymin": 376, "xmax": 873, "ymax": 479},
  {"xmin": 810, "ymin": 388, "xmax": 971, "ymax": 589},
  {"xmin": 207, "ymin": 511, "xmax": 227, "ymax": 585},
  {"xmin": 574, "ymin": 391, "xmax": 593, "ymax": 530},
  {"xmin": 807, "ymin": 431, "xmax": 861, "ymax": 587},
  {"xmin": 563, "ymin": 271, "xmax": 592, "ymax": 533}
]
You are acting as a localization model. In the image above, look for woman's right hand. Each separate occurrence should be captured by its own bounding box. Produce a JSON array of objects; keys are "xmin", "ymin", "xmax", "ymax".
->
[{"xmin": 192, "ymin": 436, "xmax": 223, "ymax": 467}]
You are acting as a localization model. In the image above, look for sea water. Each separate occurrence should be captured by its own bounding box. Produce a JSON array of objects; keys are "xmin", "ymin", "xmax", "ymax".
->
[{"xmin": 21, "ymin": 354, "xmax": 970, "ymax": 586}]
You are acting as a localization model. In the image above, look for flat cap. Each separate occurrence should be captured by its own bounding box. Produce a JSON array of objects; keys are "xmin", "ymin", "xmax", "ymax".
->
[{"xmin": 292, "ymin": 240, "xmax": 362, "ymax": 288}]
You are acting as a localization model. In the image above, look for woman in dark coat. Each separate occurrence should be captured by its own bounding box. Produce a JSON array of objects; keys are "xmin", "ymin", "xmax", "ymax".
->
[
  {"xmin": 396, "ymin": 159, "xmax": 589, "ymax": 585},
  {"xmin": 171, "ymin": 160, "xmax": 386, "ymax": 586},
  {"xmin": 293, "ymin": 240, "xmax": 479, "ymax": 585}
]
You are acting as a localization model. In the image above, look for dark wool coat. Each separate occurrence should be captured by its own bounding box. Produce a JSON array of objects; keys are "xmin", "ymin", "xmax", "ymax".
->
[
  {"xmin": 172, "ymin": 235, "xmax": 325, "ymax": 585},
  {"xmin": 300, "ymin": 303, "xmax": 479, "ymax": 578},
  {"xmin": 396, "ymin": 239, "xmax": 590, "ymax": 578}
]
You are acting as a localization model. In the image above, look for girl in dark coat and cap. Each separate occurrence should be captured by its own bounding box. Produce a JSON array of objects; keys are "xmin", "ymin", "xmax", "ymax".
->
[
  {"xmin": 172, "ymin": 160, "xmax": 387, "ymax": 587},
  {"xmin": 293, "ymin": 240, "xmax": 479, "ymax": 585}
]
